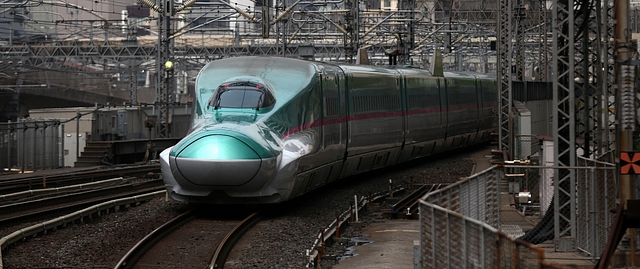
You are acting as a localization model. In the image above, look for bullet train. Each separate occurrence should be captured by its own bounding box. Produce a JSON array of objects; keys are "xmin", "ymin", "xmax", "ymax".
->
[{"xmin": 160, "ymin": 56, "xmax": 498, "ymax": 204}]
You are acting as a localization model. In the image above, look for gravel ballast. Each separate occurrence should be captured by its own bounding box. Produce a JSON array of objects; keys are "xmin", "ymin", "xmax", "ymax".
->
[{"xmin": 1, "ymin": 146, "xmax": 483, "ymax": 269}]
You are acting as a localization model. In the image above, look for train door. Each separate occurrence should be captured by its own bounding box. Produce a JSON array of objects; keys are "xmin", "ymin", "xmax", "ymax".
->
[
  {"xmin": 472, "ymin": 76, "xmax": 482, "ymax": 144},
  {"xmin": 439, "ymin": 77, "xmax": 448, "ymax": 137},
  {"xmin": 321, "ymin": 67, "xmax": 347, "ymax": 183},
  {"xmin": 434, "ymin": 76, "xmax": 448, "ymax": 153},
  {"xmin": 398, "ymin": 72, "xmax": 407, "ymax": 147},
  {"xmin": 476, "ymin": 78, "xmax": 483, "ymax": 132}
]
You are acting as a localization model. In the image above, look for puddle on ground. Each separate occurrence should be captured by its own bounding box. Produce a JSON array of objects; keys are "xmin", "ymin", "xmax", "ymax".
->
[{"xmin": 337, "ymin": 234, "xmax": 373, "ymax": 261}]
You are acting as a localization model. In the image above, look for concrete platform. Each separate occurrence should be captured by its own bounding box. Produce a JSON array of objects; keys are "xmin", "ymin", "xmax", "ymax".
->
[{"xmin": 331, "ymin": 220, "xmax": 419, "ymax": 269}]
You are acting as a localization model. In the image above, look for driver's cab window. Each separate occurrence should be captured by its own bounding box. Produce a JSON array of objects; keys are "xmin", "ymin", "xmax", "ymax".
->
[{"xmin": 208, "ymin": 81, "xmax": 275, "ymax": 110}]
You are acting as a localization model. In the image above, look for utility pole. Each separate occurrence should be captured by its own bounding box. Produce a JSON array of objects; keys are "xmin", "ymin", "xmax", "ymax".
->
[
  {"xmin": 128, "ymin": 62, "xmax": 138, "ymax": 105},
  {"xmin": 399, "ymin": 0, "xmax": 414, "ymax": 65},
  {"xmin": 138, "ymin": 0, "xmax": 196, "ymax": 138},
  {"xmin": 344, "ymin": 0, "xmax": 359, "ymax": 63},
  {"xmin": 158, "ymin": 0, "xmax": 174, "ymax": 138},
  {"xmin": 615, "ymin": 0, "xmax": 637, "ymax": 261}
]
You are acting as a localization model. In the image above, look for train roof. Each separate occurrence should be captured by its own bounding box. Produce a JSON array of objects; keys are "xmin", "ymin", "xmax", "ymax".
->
[
  {"xmin": 199, "ymin": 56, "xmax": 495, "ymax": 80},
  {"xmin": 335, "ymin": 63, "xmax": 419, "ymax": 74},
  {"xmin": 196, "ymin": 56, "xmax": 320, "ymax": 99},
  {"xmin": 444, "ymin": 71, "xmax": 496, "ymax": 80},
  {"xmin": 328, "ymin": 61, "xmax": 496, "ymax": 80},
  {"xmin": 195, "ymin": 57, "xmax": 496, "ymax": 104},
  {"xmin": 198, "ymin": 56, "xmax": 318, "ymax": 85}
]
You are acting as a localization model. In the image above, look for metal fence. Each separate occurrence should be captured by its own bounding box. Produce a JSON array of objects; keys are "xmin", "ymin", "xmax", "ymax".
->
[
  {"xmin": 575, "ymin": 153, "xmax": 617, "ymax": 259},
  {"xmin": 422, "ymin": 166, "xmax": 501, "ymax": 228},
  {"xmin": 420, "ymin": 166, "xmax": 569, "ymax": 269},
  {"xmin": 0, "ymin": 119, "xmax": 63, "ymax": 172},
  {"xmin": 420, "ymin": 167, "xmax": 504, "ymax": 268},
  {"xmin": 514, "ymin": 135, "xmax": 540, "ymax": 161},
  {"xmin": 512, "ymin": 151, "xmax": 617, "ymax": 261},
  {"xmin": 420, "ymin": 205, "xmax": 553, "ymax": 268}
]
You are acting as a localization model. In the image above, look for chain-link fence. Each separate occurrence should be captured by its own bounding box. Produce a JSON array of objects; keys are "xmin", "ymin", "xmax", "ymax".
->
[
  {"xmin": 511, "ymin": 134, "xmax": 542, "ymax": 207},
  {"xmin": 420, "ymin": 166, "xmax": 572, "ymax": 268},
  {"xmin": 575, "ymin": 153, "xmax": 617, "ymax": 259},
  {"xmin": 508, "ymin": 150, "xmax": 617, "ymax": 261},
  {"xmin": 0, "ymin": 119, "xmax": 63, "ymax": 172},
  {"xmin": 422, "ymin": 166, "xmax": 501, "ymax": 227},
  {"xmin": 514, "ymin": 135, "xmax": 540, "ymax": 161}
]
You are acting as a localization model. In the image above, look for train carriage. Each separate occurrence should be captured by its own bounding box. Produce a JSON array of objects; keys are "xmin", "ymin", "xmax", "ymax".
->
[{"xmin": 160, "ymin": 56, "xmax": 497, "ymax": 204}]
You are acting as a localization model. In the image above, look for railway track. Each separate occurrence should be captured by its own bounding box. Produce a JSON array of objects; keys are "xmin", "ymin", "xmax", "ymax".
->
[
  {"xmin": 115, "ymin": 210, "xmax": 261, "ymax": 269},
  {"xmin": 0, "ymin": 163, "xmax": 160, "ymax": 195},
  {"xmin": 0, "ymin": 178, "xmax": 164, "ymax": 226},
  {"xmin": 383, "ymin": 184, "xmax": 444, "ymax": 219},
  {"xmin": 0, "ymin": 147, "xmax": 479, "ymax": 269}
]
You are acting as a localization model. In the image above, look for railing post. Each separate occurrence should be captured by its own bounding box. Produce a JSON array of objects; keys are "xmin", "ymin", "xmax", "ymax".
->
[{"xmin": 336, "ymin": 215, "xmax": 340, "ymax": 238}]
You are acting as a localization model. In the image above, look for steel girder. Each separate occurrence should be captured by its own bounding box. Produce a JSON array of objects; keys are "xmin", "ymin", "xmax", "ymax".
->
[
  {"xmin": 574, "ymin": 0, "xmax": 615, "ymax": 158},
  {"xmin": 549, "ymin": 0, "xmax": 614, "ymax": 251},
  {"xmin": 497, "ymin": 0, "xmax": 549, "ymax": 156},
  {"xmin": 497, "ymin": 0, "xmax": 512, "ymax": 156},
  {"xmin": 431, "ymin": 0, "xmax": 496, "ymax": 21},
  {"xmin": 552, "ymin": 0, "xmax": 577, "ymax": 251},
  {"xmin": 156, "ymin": 1, "xmax": 172, "ymax": 138},
  {"xmin": 604, "ymin": 3, "xmax": 616, "ymax": 155},
  {"xmin": 537, "ymin": 0, "xmax": 549, "ymax": 82}
]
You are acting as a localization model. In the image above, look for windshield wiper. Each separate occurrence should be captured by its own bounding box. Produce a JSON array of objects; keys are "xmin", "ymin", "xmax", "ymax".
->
[{"xmin": 255, "ymin": 92, "xmax": 265, "ymax": 111}]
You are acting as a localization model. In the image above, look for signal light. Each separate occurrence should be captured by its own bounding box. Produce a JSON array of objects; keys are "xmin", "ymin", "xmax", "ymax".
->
[{"xmin": 164, "ymin": 61, "xmax": 173, "ymax": 70}]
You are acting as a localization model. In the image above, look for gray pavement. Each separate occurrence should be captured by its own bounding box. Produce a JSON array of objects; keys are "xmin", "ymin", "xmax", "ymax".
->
[{"xmin": 331, "ymin": 220, "xmax": 419, "ymax": 269}]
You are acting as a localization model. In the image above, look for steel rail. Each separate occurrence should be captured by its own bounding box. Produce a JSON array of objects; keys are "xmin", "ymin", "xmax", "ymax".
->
[
  {"xmin": 387, "ymin": 184, "xmax": 430, "ymax": 219},
  {"xmin": 114, "ymin": 210, "xmax": 196, "ymax": 269},
  {"xmin": 403, "ymin": 184, "xmax": 442, "ymax": 218},
  {"xmin": 0, "ymin": 164, "xmax": 160, "ymax": 194},
  {"xmin": 0, "ymin": 182, "xmax": 164, "ymax": 226},
  {"xmin": 209, "ymin": 212, "xmax": 262, "ymax": 269}
]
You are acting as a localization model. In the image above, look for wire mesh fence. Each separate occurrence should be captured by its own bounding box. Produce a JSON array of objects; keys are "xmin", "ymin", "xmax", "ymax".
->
[
  {"xmin": 421, "ymin": 199, "xmax": 564, "ymax": 268},
  {"xmin": 513, "ymin": 151, "xmax": 617, "ymax": 261},
  {"xmin": 420, "ymin": 166, "xmax": 558, "ymax": 268},
  {"xmin": 514, "ymin": 135, "xmax": 540, "ymax": 161},
  {"xmin": 423, "ymin": 167, "xmax": 501, "ymax": 228},
  {"xmin": 575, "ymin": 153, "xmax": 617, "ymax": 259}
]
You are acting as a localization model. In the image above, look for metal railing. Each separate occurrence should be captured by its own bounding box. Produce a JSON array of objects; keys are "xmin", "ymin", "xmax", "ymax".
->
[
  {"xmin": 420, "ymin": 202, "xmax": 558, "ymax": 268},
  {"xmin": 505, "ymin": 152, "xmax": 617, "ymax": 261},
  {"xmin": 422, "ymin": 167, "xmax": 501, "ymax": 228},
  {"xmin": 419, "ymin": 166, "xmax": 570, "ymax": 268}
]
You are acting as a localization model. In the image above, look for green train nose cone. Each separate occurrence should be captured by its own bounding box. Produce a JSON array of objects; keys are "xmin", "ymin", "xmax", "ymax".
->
[
  {"xmin": 174, "ymin": 135, "xmax": 262, "ymax": 186},
  {"xmin": 176, "ymin": 135, "xmax": 260, "ymax": 160}
]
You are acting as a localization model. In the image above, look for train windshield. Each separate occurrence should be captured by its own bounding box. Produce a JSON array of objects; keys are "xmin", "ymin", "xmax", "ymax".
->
[{"xmin": 208, "ymin": 81, "xmax": 275, "ymax": 110}]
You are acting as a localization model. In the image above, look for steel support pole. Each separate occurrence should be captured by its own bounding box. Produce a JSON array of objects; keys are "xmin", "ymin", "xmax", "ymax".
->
[
  {"xmin": 552, "ymin": 0, "xmax": 577, "ymax": 251},
  {"xmin": 615, "ymin": 0, "xmax": 632, "ymax": 214},
  {"xmin": 615, "ymin": 0, "xmax": 635, "ymax": 263},
  {"xmin": 497, "ymin": 0, "xmax": 514, "ymax": 158}
]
